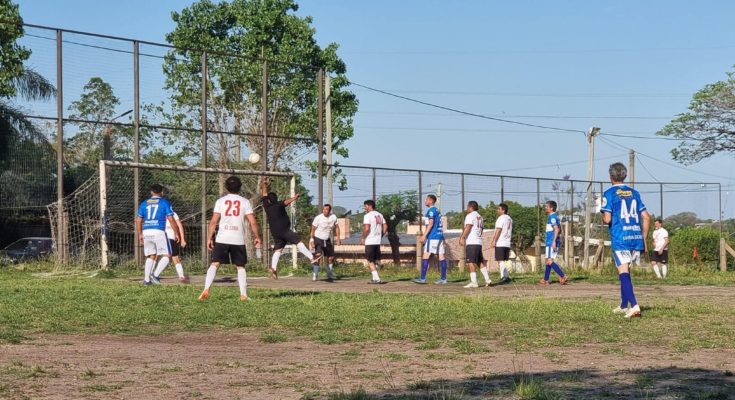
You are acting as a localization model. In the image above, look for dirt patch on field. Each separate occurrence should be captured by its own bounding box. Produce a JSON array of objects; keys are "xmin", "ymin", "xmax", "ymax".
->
[{"xmin": 1, "ymin": 332, "xmax": 734, "ymax": 399}]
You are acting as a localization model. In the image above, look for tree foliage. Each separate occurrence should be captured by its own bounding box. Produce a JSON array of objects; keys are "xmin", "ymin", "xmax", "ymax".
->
[
  {"xmin": 376, "ymin": 190, "xmax": 418, "ymax": 263},
  {"xmin": 657, "ymin": 68, "xmax": 735, "ymax": 164},
  {"xmin": 480, "ymin": 201, "xmax": 544, "ymax": 251},
  {"xmin": 0, "ymin": 0, "xmax": 29, "ymax": 98}
]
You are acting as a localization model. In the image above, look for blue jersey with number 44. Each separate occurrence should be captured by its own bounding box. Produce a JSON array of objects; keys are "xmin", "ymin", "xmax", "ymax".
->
[
  {"xmin": 600, "ymin": 184, "xmax": 646, "ymax": 251},
  {"xmin": 425, "ymin": 206, "xmax": 444, "ymax": 240},
  {"xmin": 137, "ymin": 196, "xmax": 174, "ymax": 231}
]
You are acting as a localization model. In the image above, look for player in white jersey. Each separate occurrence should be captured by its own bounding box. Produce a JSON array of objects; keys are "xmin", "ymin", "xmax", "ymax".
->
[
  {"xmin": 650, "ymin": 218, "xmax": 670, "ymax": 279},
  {"xmin": 460, "ymin": 201, "xmax": 491, "ymax": 288},
  {"xmin": 360, "ymin": 199, "xmax": 387, "ymax": 284},
  {"xmin": 149, "ymin": 212, "xmax": 189, "ymax": 283},
  {"xmin": 309, "ymin": 204, "xmax": 341, "ymax": 281},
  {"xmin": 490, "ymin": 203, "xmax": 513, "ymax": 283},
  {"xmin": 198, "ymin": 176, "xmax": 262, "ymax": 301}
]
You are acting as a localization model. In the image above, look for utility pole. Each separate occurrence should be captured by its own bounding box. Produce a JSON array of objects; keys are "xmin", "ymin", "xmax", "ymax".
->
[
  {"xmin": 629, "ymin": 149, "xmax": 635, "ymax": 188},
  {"xmin": 583, "ymin": 127, "xmax": 601, "ymax": 269},
  {"xmin": 325, "ymin": 74, "xmax": 333, "ymax": 207}
]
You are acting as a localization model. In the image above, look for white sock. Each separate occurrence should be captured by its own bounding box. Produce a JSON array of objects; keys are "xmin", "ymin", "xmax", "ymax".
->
[
  {"xmin": 662, "ymin": 264, "xmax": 667, "ymax": 278},
  {"xmin": 470, "ymin": 272, "xmax": 477, "ymax": 284},
  {"xmin": 204, "ymin": 265, "xmax": 217, "ymax": 290},
  {"xmin": 175, "ymin": 263, "xmax": 184, "ymax": 279},
  {"xmin": 652, "ymin": 265, "xmax": 661, "ymax": 278},
  {"xmin": 153, "ymin": 256, "xmax": 170, "ymax": 277},
  {"xmin": 296, "ymin": 242, "xmax": 313, "ymax": 260},
  {"xmin": 327, "ymin": 263, "xmax": 334, "ymax": 277},
  {"xmin": 144, "ymin": 258, "xmax": 155, "ymax": 282},
  {"xmin": 237, "ymin": 267, "xmax": 247, "ymax": 297},
  {"xmin": 271, "ymin": 250, "xmax": 282, "ymax": 270},
  {"xmin": 480, "ymin": 267, "xmax": 491, "ymax": 283},
  {"xmin": 371, "ymin": 270, "xmax": 380, "ymax": 281},
  {"xmin": 500, "ymin": 262, "xmax": 509, "ymax": 279}
]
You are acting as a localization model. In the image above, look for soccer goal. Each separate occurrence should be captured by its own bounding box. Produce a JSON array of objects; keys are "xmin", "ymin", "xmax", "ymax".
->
[{"xmin": 48, "ymin": 160, "xmax": 297, "ymax": 270}]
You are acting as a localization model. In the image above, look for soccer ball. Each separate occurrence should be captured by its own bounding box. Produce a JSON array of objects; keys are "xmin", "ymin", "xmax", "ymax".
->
[{"xmin": 248, "ymin": 153, "xmax": 261, "ymax": 164}]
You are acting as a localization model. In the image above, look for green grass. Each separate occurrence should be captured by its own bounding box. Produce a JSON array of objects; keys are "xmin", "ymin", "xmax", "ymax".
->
[
  {"xmin": 513, "ymin": 375, "xmax": 561, "ymax": 400},
  {"xmin": 0, "ymin": 271, "xmax": 734, "ymax": 353}
]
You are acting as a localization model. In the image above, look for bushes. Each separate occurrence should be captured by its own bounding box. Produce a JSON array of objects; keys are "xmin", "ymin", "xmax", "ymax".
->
[{"xmin": 669, "ymin": 227, "xmax": 726, "ymax": 268}]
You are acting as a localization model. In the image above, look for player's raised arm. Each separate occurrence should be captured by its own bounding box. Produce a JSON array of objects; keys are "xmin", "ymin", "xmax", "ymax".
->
[
  {"xmin": 283, "ymin": 193, "xmax": 300, "ymax": 206},
  {"xmin": 261, "ymin": 176, "xmax": 269, "ymax": 197}
]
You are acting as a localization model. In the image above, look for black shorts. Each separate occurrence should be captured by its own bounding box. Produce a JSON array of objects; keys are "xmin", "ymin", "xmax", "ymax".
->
[
  {"xmin": 314, "ymin": 238, "xmax": 334, "ymax": 257},
  {"xmin": 365, "ymin": 245, "xmax": 381, "ymax": 263},
  {"xmin": 168, "ymin": 239, "xmax": 181, "ymax": 257},
  {"xmin": 495, "ymin": 246, "xmax": 510, "ymax": 261},
  {"xmin": 212, "ymin": 242, "xmax": 247, "ymax": 266},
  {"xmin": 272, "ymin": 230, "xmax": 301, "ymax": 251},
  {"xmin": 650, "ymin": 249, "xmax": 668, "ymax": 264},
  {"xmin": 466, "ymin": 245, "xmax": 484, "ymax": 265}
]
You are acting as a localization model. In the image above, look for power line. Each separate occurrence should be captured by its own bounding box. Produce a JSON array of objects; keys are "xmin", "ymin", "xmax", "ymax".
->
[
  {"xmin": 348, "ymin": 81, "xmax": 585, "ymax": 135},
  {"xmin": 635, "ymin": 155, "xmax": 661, "ymax": 183},
  {"xmin": 358, "ymin": 110, "xmax": 675, "ymax": 120},
  {"xmin": 351, "ymin": 87, "xmax": 691, "ymax": 99},
  {"xmin": 602, "ymin": 131, "xmax": 704, "ymax": 142},
  {"xmin": 342, "ymin": 45, "xmax": 735, "ymax": 56}
]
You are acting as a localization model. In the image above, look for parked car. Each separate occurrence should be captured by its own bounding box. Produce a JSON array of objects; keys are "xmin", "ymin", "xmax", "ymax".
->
[{"xmin": 0, "ymin": 237, "xmax": 54, "ymax": 264}]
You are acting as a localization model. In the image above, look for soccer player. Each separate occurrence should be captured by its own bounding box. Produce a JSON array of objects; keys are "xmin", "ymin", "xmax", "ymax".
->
[
  {"xmin": 413, "ymin": 194, "xmax": 448, "ymax": 284},
  {"xmin": 198, "ymin": 176, "xmax": 262, "ymax": 301},
  {"xmin": 149, "ymin": 211, "xmax": 189, "ymax": 284},
  {"xmin": 309, "ymin": 204, "xmax": 341, "ymax": 281},
  {"xmin": 135, "ymin": 184, "xmax": 181, "ymax": 285},
  {"xmin": 460, "ymin": 201, "xmax": 491, "ymax": 288},
  {"xmin": 360, "ymin": 199, "xmax": 387, "ymax": 284},
  {"xmin": 261, "ymin": 177, "xmax": 319, "ymax": 279},
  {"xmin": 651, "ymin": 218, "xmax": 670, "ymax": 279},
  {"xmin": 539, "ymin": 200, "xmax": 568, "ymax": 285},
  {"xmin": 490, "ymin": 203, "xmax": 513, "ymax": 284},
  {"xmin": 600, "ymin": 162, "xmax": 650, "ymax": 318}
]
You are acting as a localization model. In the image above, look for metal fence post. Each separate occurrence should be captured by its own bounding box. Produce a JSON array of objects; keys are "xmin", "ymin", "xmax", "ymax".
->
[
  {"xmin": 261, "ymin": 59, "xmax": 270, "ymax": 269},
  {"xmin": 133, "ymin": 40, "xmax": 141, "ymax": 264},
  {"xmin": 317, "ymin": 69, "xmax": 324, "ymax": 209},
  {"xmin": 372, "ymin": 168, "xmax": 376, "ymax": 201},
  {"xmin": 460, "ymin": 174, "xmax": 465, "ymax": 211},
  {"xmin": 55, "ymin": 29, "xmax": 66, "ymax": 265},
  {"xmin": 200, "ymin": 51, "xmax": 208, "ymax": 265},
  {"xmin": 500, "ymin": 176, "xmax": 505, "ymax": 203},
  {"xmin": 659, "ymin": 183, "xmax": 664, "ymax": 218}
]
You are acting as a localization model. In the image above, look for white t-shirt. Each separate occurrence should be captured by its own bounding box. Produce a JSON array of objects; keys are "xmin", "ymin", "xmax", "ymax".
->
[
  {"xmin": 213, "ymin": 194, "xmax": 254, "ymax": 245},
  {"xmin": 363, "ymin": 211, "xmax": 385, "ymax": 245},
  {"xmin": 494, "ymin": 214, "xmax": 513, "ymax": 248},
  {"xmin": 653, "ymin": 227, "xmax": 669, "ymax": 252},
  {"xmin": 164, "ymin": 212, "xmax": 180, "ymax": 239},
  {"xmin": 312, "ymin": 213, "xmax": 337, "ymax": 240},
  {"xmin": 464, "ymin": 211, "xmax": 484, "ymax": 246}
]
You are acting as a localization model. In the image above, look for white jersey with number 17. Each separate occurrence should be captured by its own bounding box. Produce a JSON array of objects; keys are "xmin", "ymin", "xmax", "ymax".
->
[{"xmin": 213, "ymin": 194, "xmax": 254, "ymax": 245}]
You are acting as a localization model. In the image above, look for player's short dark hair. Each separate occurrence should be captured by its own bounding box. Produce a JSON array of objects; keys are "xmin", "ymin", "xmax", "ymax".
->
[
  {"xmin": 655, "ymin": 217, "xmax": 663, "ymax": 224},
  {"xmin": 225, "ymin": 176, "xmax": 242, "ymax": 194},
  {"xmin": 468, "ymin": 201, "xmax": 479, "ymax": 211},
  {"xmin": 609, "ymin": 162, "xmax": 627, "ymax": 182},
  {"xmin": 426, "ymin": 194, "xmax": 437, "ymax": 203},
  {"xmin": 150, "ymin": 183, "xmax": 163, "ymax": 194},
  {"xmin": 363, "ymin": 199, "xmax": 376, "ymax": 209},
  {"xmin": 498, "ymin": 203, "xmax": 508, "ymax": 214},
  {"xmin": 546, "ymin": 200, "xmax": 557, "ymax": 211},
  {"xmin": 324, "ymin": 203, "xmax": 332, "ymax": 211}
]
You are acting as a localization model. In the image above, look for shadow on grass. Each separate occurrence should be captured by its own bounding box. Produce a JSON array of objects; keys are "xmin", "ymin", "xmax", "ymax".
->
[
  {"xmin": 321, "ymin": 367, "xmax": 735, "ymax": 399},
  {"xmin": 263, "ymin": 290, "xmax": 324, "ymax": 299}
]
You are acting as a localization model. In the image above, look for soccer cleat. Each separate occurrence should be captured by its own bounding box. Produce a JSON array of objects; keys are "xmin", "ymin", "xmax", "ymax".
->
[
  {"xmin": 198, "ymin": 289, "xmax": 209, "ymax": 301},
  {"xmin": 268, "ymin": 267, "xmax": 278, "ymax": 280},
  {"xmin": 239, "ymin": 295, "xmax": 249, "ymax": 301},
  {"xmin": 179, "ymin": 276, "xmax": 190, "ymax": 284},
  {"xmin": 559, "ymin": 275, "xmax": 569, "ymax": 285},
  {"xmin": 435, "ymin": 279, "xmax": 447, "ymax": 285},
  {"xmin": 538, "ymin": 279, "xmax": 550, "ymax": 286},
  {"xmin": 464, "ymin": 282, "xmax": 479, "ymax": 288},
  {"xmin": 312, "ymin": 273, "xmax": 318, "ymax": 282},
  {"xmin": 150, "ymin": 275, "xmax": 161, "ymax": 285},
  {"xmin": 499, "ymin": 277, "xmax": 511, "ymax": 284},
  {"xmin": 143, "ymin": 280, "xmax": 152, "ymax": 286},
  {"xmin": 368, "ymin": 279, "xmax": 383, "ymax": 284},
  {"xmin": 484, "ymin": 281, "xmax": 492, "ymax": 287},
  {"xmin": 612, "ymin": 306, "xmax": 629, "ymax": 314},
  {"xmin": 624, "ymin": 305, "xmax": 641, "ymax": 319},
  {"xmin": 412, "ymin": 278, "xmax": 427, "ymax": 284}
]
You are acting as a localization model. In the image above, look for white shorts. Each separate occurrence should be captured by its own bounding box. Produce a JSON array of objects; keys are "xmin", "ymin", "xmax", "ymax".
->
[
  {"xmin": 545, "ymin": 246, "xmax": 558, "ymax": 260},
  {"xmin": 612, "ymin": 250, "xmax": 641, "ymax": 267},
  {"xmin": 143, "ymin": 229, "xmax": 171, "ymax": 256},
  {"xmin": 423, "ymin": 239, "xmax": 445, "ymax": 255}
]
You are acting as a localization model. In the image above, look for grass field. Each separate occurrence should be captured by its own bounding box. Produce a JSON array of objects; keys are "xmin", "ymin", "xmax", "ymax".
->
[{"xmin": 1, "ymin": 265, "xmax": 734, "ymax": 399}]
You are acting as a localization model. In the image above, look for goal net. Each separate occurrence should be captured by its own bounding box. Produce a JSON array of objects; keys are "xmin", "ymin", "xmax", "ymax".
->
[{"xmin": 48, "ymin": 160, "xmax": 296, "ymax": 270}]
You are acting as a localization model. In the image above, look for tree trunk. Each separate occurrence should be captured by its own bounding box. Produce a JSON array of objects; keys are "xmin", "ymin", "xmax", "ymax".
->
[{"xmin": 388, "ymin": 231, "xmax": 401, "ymax": 265}]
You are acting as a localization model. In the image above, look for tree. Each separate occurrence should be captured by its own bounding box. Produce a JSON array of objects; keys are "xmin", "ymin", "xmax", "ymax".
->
[
  {"xmin": 159, "ymin": 0, "xmax": 358, "ymax": 194},
  {"xmin": 480, "ymin": 201, "xmax": 544, "ymax": 255},
  {"xmin": 657, "ymin": 68, "xmax": 735, "ymax": 164},
  {"xmin": 663, "ymin": 211, "xmax": 702, "ymax": 232},
  {"xmin": 376, "ymin": 191, "xmax": 418, "ymax": 264},
  {"xmin": 0, "ymin": 0, "xmax": 30, "ymax": 98}
]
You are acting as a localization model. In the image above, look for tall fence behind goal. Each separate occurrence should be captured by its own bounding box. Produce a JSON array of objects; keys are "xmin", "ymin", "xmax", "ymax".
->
[{"xmin": 48, "ymin": 161, "xmax": 296, "ymax": 270}]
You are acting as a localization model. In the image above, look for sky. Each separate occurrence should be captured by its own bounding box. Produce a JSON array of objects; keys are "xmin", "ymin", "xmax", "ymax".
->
[{"xmin": 14, "ymin": 0, "xmax": 735, "ymax": 219}]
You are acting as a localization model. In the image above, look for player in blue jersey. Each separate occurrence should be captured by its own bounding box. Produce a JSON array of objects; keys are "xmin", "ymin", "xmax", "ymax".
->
[
  {"xmin": 539, "ymin": 200, "xmax": 568, "ymax": 285},
  {"xmin": 135, "ymin": 184, "xmax": 181, "ymax": 285},
  {"xmin": 413, "ymin": 194, "xmax": 448, "ymax": 284},
  {"xmin": 600, "ymin": 162, "xmax": 650, "ymax": 318}
]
